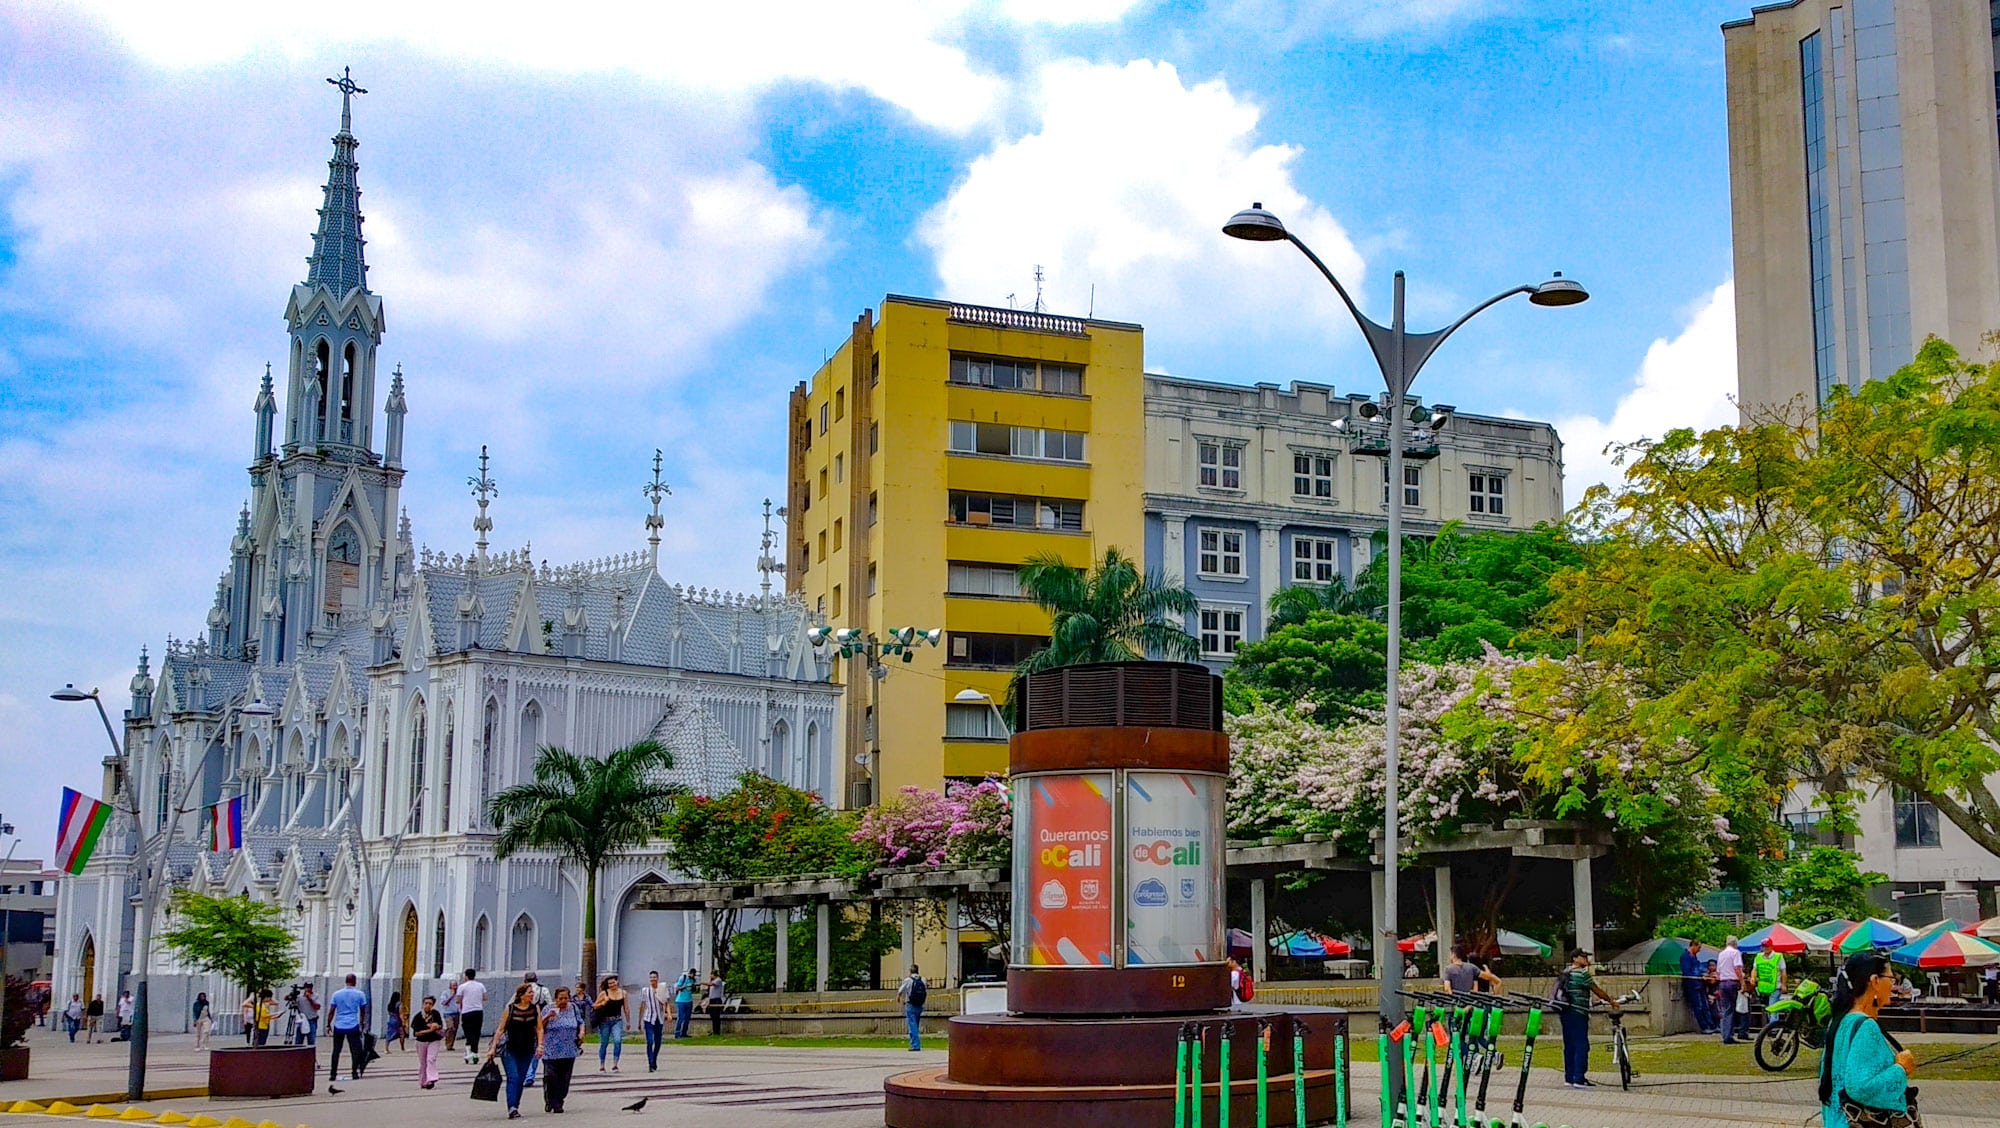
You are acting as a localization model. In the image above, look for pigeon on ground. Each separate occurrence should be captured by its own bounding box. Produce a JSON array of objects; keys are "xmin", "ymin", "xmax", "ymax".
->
[
  {"xmin": 620, "ymin": 1097, "xmax": 649, "ymax": 1113},
  {"xmin": 328, "ymin": 1087, "xmax": 344, "ymax": 1095}
]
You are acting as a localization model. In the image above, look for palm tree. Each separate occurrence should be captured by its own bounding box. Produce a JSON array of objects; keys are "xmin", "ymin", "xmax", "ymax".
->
[
  {"xmin": 1014, "ymin": 548, "xmax": 1201, "ymax": 677},
  {"xmin": 487, "ymin": 740, "xmax": 683, "ymax": 991}
]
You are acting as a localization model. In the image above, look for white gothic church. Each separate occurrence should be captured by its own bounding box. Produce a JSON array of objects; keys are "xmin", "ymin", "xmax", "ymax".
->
[{"xmin": 53, "ymin": 79, "xmax": 841, "ymax": 1030}]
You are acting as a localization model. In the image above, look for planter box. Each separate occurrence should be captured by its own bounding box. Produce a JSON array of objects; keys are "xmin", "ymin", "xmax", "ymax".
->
[
  {"xmin": 208, "ymin": 1045, "xmax": 315, "ymax": 1098},
  {"xmin": 0, "ymin": 1046, "xmax": 27, "ymax": 1083}
]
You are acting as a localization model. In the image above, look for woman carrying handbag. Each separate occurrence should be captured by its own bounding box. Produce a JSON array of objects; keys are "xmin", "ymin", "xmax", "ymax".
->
[{"xmin": 1819, "ymin": 952, "xmax": 1922, "ymax": 1128}]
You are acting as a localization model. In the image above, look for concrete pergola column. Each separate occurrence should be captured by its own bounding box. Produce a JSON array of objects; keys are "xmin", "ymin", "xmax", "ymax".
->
[
  {"xmin": 815, "ymin": 900, "xmax": 831, "ymax": 994},
  {"xmin": 1371, "ymin": 869, "xmax": 1387, "ymax": 979},
  {"xmin": 945, "ymin": 894, "xmax": 962, "ymax": 987},
  {"xmin": 900, "ymin": 905, "xmax": 917, "ymax": 975},
  {"xmin": 774, "ymin": 907, "xmax": 789, "ymax": 992},
  {"xmin": 1573, "ymin": 857, "xmax": 1595, "ymax": 956},
  {"xmin": 1249, "ymin": 876, "xmax": 1269, "ymax": 984},
  {"xmin": 1435, "ymin": 866, "xmax": 1455, "ymax": 958},
  {"xmin": 699, "ymin": 906, "xmax": 715, "ymax": 980}
]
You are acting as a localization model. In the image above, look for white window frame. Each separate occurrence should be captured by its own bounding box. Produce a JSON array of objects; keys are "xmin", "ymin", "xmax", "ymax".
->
[
  {"xmin": 1382, "ymin": 462, "xmax": 1422, "ymax": 508},
  {"xmin": 1196, "ymin": 527, "xmax": 1245, "ymax": 579},
  {"xmin": 1468, "ymin": 471, "xmax": 1506, "ymax": 517},
  {"xmin": 1197, "ymin": 441, "xmax": 1220, "ymax": 487},
  {"xmin": 1292, "ymin": 535, "xmax": 1338, "ymax": 584},
  {"xmin": 1197, "ymin": 604, "xmax": 1247, "ymax": 658},
  {"xmin": 1292, "ymin": 450, "xmax": 1335, "ymax": 500}
]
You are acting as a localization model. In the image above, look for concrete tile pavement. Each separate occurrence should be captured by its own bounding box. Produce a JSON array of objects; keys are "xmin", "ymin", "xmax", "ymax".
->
[{"xmin": 4, "ymin": 1024, "xmax": 1995, "ymax": 1128}]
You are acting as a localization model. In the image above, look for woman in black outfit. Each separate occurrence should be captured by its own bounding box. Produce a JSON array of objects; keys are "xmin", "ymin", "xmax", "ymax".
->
[{"xmin": 487, "ymin": 984, "xmax": 543, "ymax": 1119}]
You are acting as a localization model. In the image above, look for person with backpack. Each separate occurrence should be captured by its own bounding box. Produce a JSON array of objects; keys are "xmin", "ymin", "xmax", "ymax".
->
[
  {"xmin": 1227, "ymin": 957, "xmax": 1254, "ymax": 1005},
  {"xmin": 896, "ymin": 965, "xmax": 927, "ymax": 1051}
]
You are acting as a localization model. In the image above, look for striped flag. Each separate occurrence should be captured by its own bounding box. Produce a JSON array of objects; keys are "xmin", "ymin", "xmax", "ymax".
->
[
  {"xmin": 55, "ymin": 788, "xmax": 112, "ymax": 875},
  {"xmin": 209, "ymin": 796, "xmax": 243, "ymax": 852}
]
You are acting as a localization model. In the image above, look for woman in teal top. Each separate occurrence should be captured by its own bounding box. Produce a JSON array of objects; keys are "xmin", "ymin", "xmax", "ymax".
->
[{"xmin": 1819, "ymin": 952, "xmax": 1918, "ymax": 1128}]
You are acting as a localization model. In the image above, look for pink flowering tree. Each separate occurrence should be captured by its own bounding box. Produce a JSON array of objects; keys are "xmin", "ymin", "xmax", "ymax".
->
[{"xmin": 850, "ymin": 778, "xmax": 1014, "ymax": 957}]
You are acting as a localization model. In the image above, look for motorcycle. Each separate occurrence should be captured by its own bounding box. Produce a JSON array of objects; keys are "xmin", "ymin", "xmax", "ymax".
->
[{"xmin": 1754, "ymin": 977, "xmax": 1830, "ymax": 1072}]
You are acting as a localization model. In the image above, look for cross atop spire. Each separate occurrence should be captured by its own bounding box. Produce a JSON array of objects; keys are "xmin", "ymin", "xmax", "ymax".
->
[
  {"xmin": 305, "ymin": 68, "xmax": 369, "ymax": 296},
  {"xmin": 643, "ymin": 449, "xmax": 671, "ymax": 560},
  {"xmin": 327, "ymin": 66, "xmax": 367, "ymax": 135},
  {"xmin": 470, "ymin": 445, "xmax": 498, "ymax": 559}
]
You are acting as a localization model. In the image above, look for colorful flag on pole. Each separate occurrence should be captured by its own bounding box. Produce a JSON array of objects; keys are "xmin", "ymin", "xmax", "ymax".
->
[
  {"xmin": 55, "ymin": 788, "xmax": 113, "ymax": 875},
  {"xmin": 209, "ymin": 796, "xmax": 243, "ymax": 852}
]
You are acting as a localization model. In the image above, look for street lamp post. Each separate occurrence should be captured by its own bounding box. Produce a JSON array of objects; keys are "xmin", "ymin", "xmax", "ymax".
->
[
  {"xmin": 807, "ymin": 627, "xmax": 942, "ymax": 807},
  {"xmin": 951, "ymin": 688, "xmax": 1013, "ymax": 739},
  {"xmin": 1222, "ymin": 204, "xmax": 1587, "ymax": 1042},
  {"xmin": 53, "ymin": 684, "xmax": 271, "ymax": 1100}
]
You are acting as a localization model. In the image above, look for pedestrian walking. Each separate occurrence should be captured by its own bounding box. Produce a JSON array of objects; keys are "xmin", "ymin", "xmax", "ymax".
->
[
  {"xmin": 458, "ymin": 969, "xmax": 489, "ymax": 1062},
  {"xmin": 704, "ymin": 972, "xmax": 726, "ymax": 1037},
  {"xmin": 670, "ymin": 969, "xmax": 695, "ymax": 1039},
  {"xmin": 593, "ymin": 976, "xmax": 628, "ymax": 1071},
  {"xmin": 539, "ymin": 987, "xmax": 583, "ymax": 1113},
  {"xmin": 239, "ymin": 992, "xmax": 256, "ymax": 1044},
  {"xmin": 442, "ymin": 977, "xmax": 462, "ymax": 1052},
  {"xmin": 253, "ymin": 988, "xmax": 276, "ymax": 1046},
  {"xmin": 896, "ymin": 965, "xmax": 926, "ymax": 1051},
  {"xmin": 1716, "ymin": 935, "xmax": 1745, "ymax": 1044},
  {"xmin": 385, "ymin": 991, "xmax": 407, "ymax": 1053},
  {"xmin": 63, "ymin": 995, "xmax": 82, "ymax": 1042},
  {"xmin": 638, "ymin": 971, "xmax": 667, "ymax": 1072},
  {"xmin": 295, "ymin": 983, "xmax": 321, "ymax": 1045},
  {"xmin": 1819, "ymin": 952, "xmax": 1919, "ymax": 1128},
  {"xmin": 1441, "ymin": 946, "xmax": 1503, "ymax": 995},
  {"xmin": 189, "ymin": 992, "xmax": 212, "ymax": 1050},
  {"xmin": 328, "ymin": 973, "xmax": 371, "ymax": 1083},
  {"xmin": 570, "ymin": 980, "xmax": 592, "ymax": 1025},
  {"xmin": 116, "ymin": 990, "xmax": 134, "ymax": 1041},
  {"xmin": 1983, "ymin": 963, "xmax": 1999, "ymax": 1005},
  {"xmin": 411, "ymin": 994, "xmax": 445, "ymax": 1089},
  {"xmin": 85, "ymin": 994, "xmax": 104, "ymax": 1043},
  {"xmin": 488, "ymin": 984, "xmax": 542, "ymax": 1119},
  {"xmin": 521, "ymin": 974, "xmax": 550, "ymax": 1088},
  {"xmin": 1554, "ymin": 949, "xmax": 1620, "ymax": 1089}
]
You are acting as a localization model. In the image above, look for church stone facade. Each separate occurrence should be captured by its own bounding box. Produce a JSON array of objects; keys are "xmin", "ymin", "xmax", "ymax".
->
[{"xmin": 53, "ymin": 84, "xmax": 840, "ymax": 1031}]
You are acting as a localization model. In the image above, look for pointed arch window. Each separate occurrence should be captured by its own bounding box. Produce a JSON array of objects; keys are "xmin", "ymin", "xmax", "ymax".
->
[
  {"xmin": 377, "ymin": 725, "xmax": 391, "ymax": 836},
  {"xmin": 407, "ymin": 698, "xmax": 428, "ymax": 833},
  {"xmin": 802, "ymin": 722, "xmax": 818, "ymax": 793},
  {"xmin": 474, "ymin": 914, "xmax": 492, "ymax": 972},
  {"xmin": 155, "ymin": 766, "xmax": 171, "ymax": 832},
  {"xmin": 509, "ymin": 913, "xmax": 536, "ymax": 971},
  {"xmin": 518, "ymin": 701, "xmax": 542, "ymax": 781},
  {"xmin": 313, "ymin": 340, "xmax": 332, "ymax": 440},
  {"xmin": 480, "ymin": 698, "xmax": 498, "ymax": 827},
  {"xmin": 439, "ymin": 709, "xmax": 455, "ymax": 831},
  {"xmin": 433, "ymin": 911, "xmax": 447, "ymax": 979},
  {"xmin": 326, "ymin": 523, "xmax": 363, "ymax": 623},
  {"xmin": 770, "ymin": 720, "xmax": 790, "ymax": 782},
  {"xmin": 340, "ymin": 342, "xmax": 357, "ymax": 442}
]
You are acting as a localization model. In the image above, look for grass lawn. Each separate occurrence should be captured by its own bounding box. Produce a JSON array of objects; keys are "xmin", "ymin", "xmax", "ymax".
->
[{"xmin": 1340, "ymin": 1034, "xmax": 2000, "ymax": 1082}]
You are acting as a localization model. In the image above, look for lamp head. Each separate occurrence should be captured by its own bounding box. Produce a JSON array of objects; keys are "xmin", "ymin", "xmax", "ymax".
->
[
  {"xmin": 51, "ymin": 684, "xmax": 96, "ymax": 703},
  {"xmin": 1223, "ymin": 203, "xmax": 1288, "ymax": 242},
  {"xmin": 806, "ymin": 626, "xmax": 832, "ymax": 647},
  {"xmin": 953, "ymin": 688, "xmax": 991, "ymax": 703},
  {"xmin": 1529, "ymin": 272, "xmax": 1589, "ymax": 307},
  {"xmin": 1355, "ymin": 401, "xmax": 1382, "ymax": 420}
]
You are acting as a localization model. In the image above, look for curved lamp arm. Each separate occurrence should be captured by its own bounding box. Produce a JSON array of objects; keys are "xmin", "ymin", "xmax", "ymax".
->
[
  {"xmin": 1402, "ymin": 285, "xmax": 1539, "ymax": 380},
  {"xmin": 1282, "ymin": 234, "xmax": 1395, "ymax": 360}
]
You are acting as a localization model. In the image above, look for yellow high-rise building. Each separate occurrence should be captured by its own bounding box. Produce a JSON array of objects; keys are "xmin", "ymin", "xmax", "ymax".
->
[{"xmin": 786, "ymin": 296, "xmax": 1146, "ymax": 805}]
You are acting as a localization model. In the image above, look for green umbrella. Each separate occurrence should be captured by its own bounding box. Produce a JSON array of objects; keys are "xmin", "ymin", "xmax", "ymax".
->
[
  {"xmin": 1804, "ymin": 919, "xmax": 1858, "ymax": 940},
  {"xmin": 1605, "ymin": 937, "xmax": 1694, "ymax": 975}
]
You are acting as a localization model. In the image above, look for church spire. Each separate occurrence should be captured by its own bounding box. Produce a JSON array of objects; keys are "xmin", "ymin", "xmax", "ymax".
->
[
  {"xmin": 306, "ymin": 68, "xmax": 369, "ymax": 297},
  {"xmin": 643, "ymin": 448, "xmax": 671, "ymax": 563},
  {"xmin": 469, "ymin": 445, "xmax": 498, "ymax": 561}
]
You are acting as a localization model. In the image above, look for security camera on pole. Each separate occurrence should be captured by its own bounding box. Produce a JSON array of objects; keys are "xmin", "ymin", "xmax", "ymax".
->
[{"xmin": 806, "ymin": 626, "xmax": 942, "ymax": 807}]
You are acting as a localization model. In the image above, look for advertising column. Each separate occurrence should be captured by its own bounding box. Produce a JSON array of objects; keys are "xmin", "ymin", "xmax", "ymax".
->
[{"xmin": 1123, "ymin": 772, "xmax": 1225, "ymax": 966}]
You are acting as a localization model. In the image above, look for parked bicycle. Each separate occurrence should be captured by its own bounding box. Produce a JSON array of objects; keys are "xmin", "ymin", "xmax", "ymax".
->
[{"xmin": 1597, "ymin": 985, "xmax": 1645, "ymax": 1090}]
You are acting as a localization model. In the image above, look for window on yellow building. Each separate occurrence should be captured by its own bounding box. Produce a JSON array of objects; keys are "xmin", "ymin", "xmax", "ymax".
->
[
  {"xmin": 834, "ymin": 453, "xmax": 844, "ymax": 483},
  {"xmin": 835, "ymin": 387, "xmax": 845, "ymax": 421},
  {"xmin": 816, "ymin": 531, "xmax": 826, "ymax": 562},
  {"xmin": 817, "ymin": 468, "xmax": 827, "ymax": 498},
  {"xmin": 818, "ymin": 402, "xmax": 828, "ymax": 435},
  {"xmin": 869, "ymin": 421, "xmax": 879, "ymax": 454},
  {"xmin": 867, "ymin": 491, "xmax": 878, "ymax": 526},
  {"xmin": 867, "ymin": 563, "xmax": 877, "ymax": 595},
  {"xmin": 833, "ymin": 519, "xmax": 843, "ymax": 552},
  {"xmin": 871, "ymin": 354, "xmax": 881, "ymax": 385},
  {"xmin": 832, "ymin": 585, "xmax": 843, "ymax": 618}
]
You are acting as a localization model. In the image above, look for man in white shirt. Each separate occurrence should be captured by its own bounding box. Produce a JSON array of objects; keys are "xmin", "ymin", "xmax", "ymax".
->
[
  {"xmin": 639, "ymin": 972, "xmax": 667, "ymax": 1073},
  {"xmin": 455, "ymin": 969, "xmax": 488, "ymax": 1063},
  {"xmin": 1715, "ymin": 937, "xmax": 1745, "ymax": 1045}
]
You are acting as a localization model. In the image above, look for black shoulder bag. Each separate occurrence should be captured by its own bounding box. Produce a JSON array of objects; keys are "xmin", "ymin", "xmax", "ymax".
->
[{"xmin": 1837, "ymin": 1018, "xmax": 1921, "ymax": 1128}]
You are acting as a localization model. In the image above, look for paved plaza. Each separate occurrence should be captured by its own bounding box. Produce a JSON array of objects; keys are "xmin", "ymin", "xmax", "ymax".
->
[{"xmin": 3, "ymin": 1025, "xmax": 1995, "ymax": 1128}]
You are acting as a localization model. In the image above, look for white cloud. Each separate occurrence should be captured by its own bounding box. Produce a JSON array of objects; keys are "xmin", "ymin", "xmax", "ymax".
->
[
  {"xmin": 66, "ymin": 0, "xmax": 1133, "ymax": 134},
  {"xmin": 1220, "ymin": 0, "xmax": 1507, "ymax": 41},
  {"xmin": 1554, "ymin": 279, "xmax": 1738, "ymax": 507},
  {"xmin": 922, "ymin": 59, "xmax": 1365, "ymax": 356}
]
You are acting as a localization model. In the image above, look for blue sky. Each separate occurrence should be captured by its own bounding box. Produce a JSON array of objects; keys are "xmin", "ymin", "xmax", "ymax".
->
[{"xmin": 1, "ymin": 0, "xmax": 1747, "ymax": 855}]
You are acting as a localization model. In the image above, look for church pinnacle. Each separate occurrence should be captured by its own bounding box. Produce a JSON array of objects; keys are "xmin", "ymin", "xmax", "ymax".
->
[{"xmin": 306, "ymin": 67, "xmax": 369, "ymax": 297}]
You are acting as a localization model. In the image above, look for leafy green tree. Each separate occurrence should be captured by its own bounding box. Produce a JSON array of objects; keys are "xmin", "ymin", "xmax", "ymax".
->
[
  {"xmin": 1013, "ymin": 548, "xmax": 1199, "ymax": 673},
  {"xmin": 156, "ymin": 890, "xmax": 301, "ymax": 1005},
  {"xmin": 1775, "ymin": 847, "xmax": 1886, "ymax": 927},
  {"xmin": 1551, "ymin": 340, "xmax": 2000, "ymax": 862},
  {"xmin": 488, "ymin": 740, "xmax": 683, "ymax": 990},
  {"xmin": 661, "ymin": 773, "xmax": 865, "ymax": 881},
  {"xmin": 1266, "ymin": 575, "xmax": 1369, "ymax": 631},
  {"xmin": 1225, "ymin": 611, "xmax": 1386, "ymax": 719},
  {"xmin": 726, "ymin": 913, "xmax": 900, "ymax": 992}
]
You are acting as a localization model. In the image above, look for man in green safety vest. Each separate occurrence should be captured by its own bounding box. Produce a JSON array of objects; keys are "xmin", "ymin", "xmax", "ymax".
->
[{"xmin": 1752, "ymin": 947, "xmax": 1787, "ymax": 1006}]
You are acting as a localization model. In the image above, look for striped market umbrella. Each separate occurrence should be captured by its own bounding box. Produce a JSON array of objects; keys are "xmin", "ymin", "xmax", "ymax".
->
[
  {"xmin": 1804, "ymin": 919, "xmax": 1859, "ymax": 940},
  {"xmin": 1739, "ymin": 922, "xmax": 1833, "ymax": 955},
  {"xmin": 1272, "ymin": 930, "xmax": 1352, "ymax": 959},
  {"xmin": 1977, "ymin": 916, "xmax": 2000, "ymax": 940},
  {"xmin": 1888, "ymin": 929, "xmax": 2000, "ymax": 970},
  {"xmin": 1831, "ymin": 917, "xmax": 1920, "ymax": 954}
]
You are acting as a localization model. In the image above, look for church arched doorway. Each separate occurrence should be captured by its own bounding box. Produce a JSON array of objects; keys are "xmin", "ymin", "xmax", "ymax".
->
[
  {"xmin": 614, "ymin": 876, "xmax": 682, "ymax": 985},
  {"xmin": 399, "ymin": 904, "xmax": 419, "ymax": 1021},
  {"xmin": 79, "ymin": 932, "xmax": 96, "ymax": 1007}
]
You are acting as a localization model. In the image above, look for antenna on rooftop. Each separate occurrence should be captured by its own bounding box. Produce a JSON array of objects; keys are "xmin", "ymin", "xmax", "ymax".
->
[{"xmin": 1033, "ymin": 265, "xmax": 1046, "ymax": 313}]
